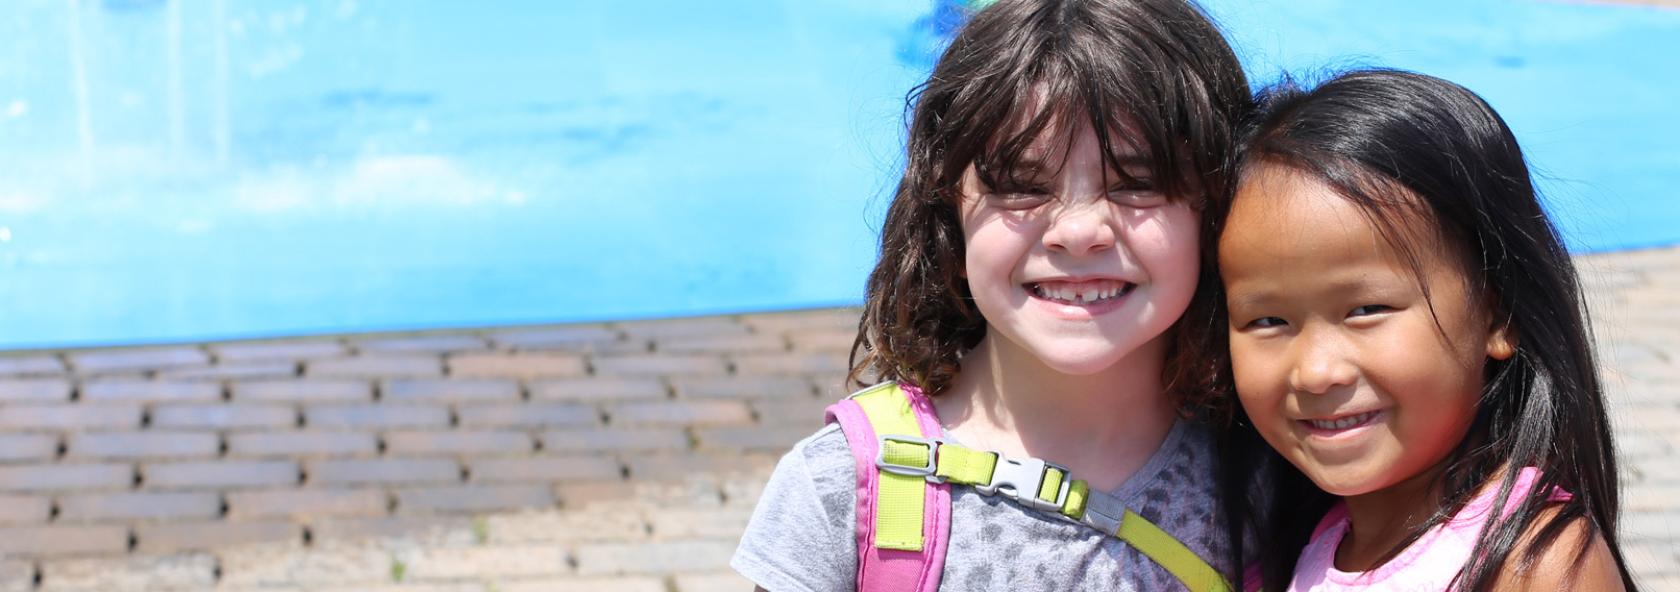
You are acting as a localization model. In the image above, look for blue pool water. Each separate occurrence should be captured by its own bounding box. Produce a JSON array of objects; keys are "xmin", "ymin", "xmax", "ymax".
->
[{"xmin": 0, "ymin": 0, "xmax": 1676, "ymax": 349}]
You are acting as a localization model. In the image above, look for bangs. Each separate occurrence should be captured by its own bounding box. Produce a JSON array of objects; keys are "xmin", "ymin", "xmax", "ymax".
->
[{"xmin": 916, "ymin": 0, "xmax": 1239, "ymax": 205}]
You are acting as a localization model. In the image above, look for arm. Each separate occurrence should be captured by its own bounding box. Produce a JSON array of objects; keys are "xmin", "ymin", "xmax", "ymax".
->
[{"xmin": 1491, "ymin": 509, "xmax": 1626, "ymax": 592}]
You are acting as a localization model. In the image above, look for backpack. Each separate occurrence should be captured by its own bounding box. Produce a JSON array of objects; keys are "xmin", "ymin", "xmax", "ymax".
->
[{"xmin": 824, "ymin": 382, "xmax": 1234, "ymax": 592}]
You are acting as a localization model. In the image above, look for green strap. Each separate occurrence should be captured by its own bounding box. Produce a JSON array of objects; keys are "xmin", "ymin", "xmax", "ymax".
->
[
  {"xmin": 853, "ymin": 384, "xmax": 928, "ymax": 551},
  {"xmin": 875, "ymin": 434, "xmax": 1231, "ymax": 591},
  {"xmin": 1118, "ymin": 510, "xmax": 1233, "ymax": 592}
]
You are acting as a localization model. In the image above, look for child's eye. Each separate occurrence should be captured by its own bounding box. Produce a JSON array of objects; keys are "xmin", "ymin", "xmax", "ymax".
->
[
  {"xmin": 1348, "ymin": 304, "xmax": 1393, "ymax": 318},
  {"xmin": 985, "ymin": 191, "xmax": 1051, "ymax": 210},
  {"xmin": 1243, "ymin": 316, "xmax": 1288, "ymax": 330},
  {"xmin": 1106, "ymin": 188, "xmax": 1166, "ymax": 208}
]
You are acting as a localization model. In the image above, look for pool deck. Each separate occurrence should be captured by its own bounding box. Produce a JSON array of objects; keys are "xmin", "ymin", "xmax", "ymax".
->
[{"xmin": 0, "ymin": 244, "xmax": 1672, "ymax": 591}]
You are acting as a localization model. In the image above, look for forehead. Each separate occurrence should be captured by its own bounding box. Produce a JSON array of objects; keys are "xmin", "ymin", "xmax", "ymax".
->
[
  {"xmin": 1218, "ymin": 164, "xmax": 1417, "ymax": 285},
  {"xmin": 988, "ymin": 83, "xmax": 1150, "ymax": 162}
]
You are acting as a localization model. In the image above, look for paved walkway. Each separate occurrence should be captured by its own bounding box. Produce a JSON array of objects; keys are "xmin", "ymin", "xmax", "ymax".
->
[{"xmin": 0, "ymin": 246, "xmax": 1671, "ymax": 591}]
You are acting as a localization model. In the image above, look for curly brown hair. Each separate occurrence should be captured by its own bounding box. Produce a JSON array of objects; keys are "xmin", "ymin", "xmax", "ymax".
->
[{"xmin": 845, "ymin": 0, "xmax": 1252, "ymax": 416}]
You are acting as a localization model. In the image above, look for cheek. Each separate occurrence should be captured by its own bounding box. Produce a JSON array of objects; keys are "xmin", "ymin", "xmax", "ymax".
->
[
  {"xmin": 1228, "ymin": 341, "xmax": 1286, "ymax": 416},
  {"xmin": 1126, "ymin": 204, "xmax": 1201, "ymax": 289}
]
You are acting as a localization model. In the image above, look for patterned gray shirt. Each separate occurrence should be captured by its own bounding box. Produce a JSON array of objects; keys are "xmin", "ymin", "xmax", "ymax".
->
[{"xmin": 732, "ymin": 419, "xmax": 1245, "ymax": 591}]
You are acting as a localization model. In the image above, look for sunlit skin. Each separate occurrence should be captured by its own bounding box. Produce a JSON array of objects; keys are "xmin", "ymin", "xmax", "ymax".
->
[
  {"xmin": 1219, "ymin": 163, "xmax": 1515, "ymax": 570},
  {"xmin": 931, "ymin": 116, "xmax": 1199, "ymax": 492}
]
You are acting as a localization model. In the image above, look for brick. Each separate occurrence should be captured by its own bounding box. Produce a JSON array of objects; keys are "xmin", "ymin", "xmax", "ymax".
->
[
  {"xmin": 136, "ymin": 521, "xmax": 300, "ymax": 553},
  {"xmin": 695, "ymin": 426, "xmax": 813, "ymax": 452},
  {"xmin": 529, "ymin": 377, "xmax": 667, "ymax": 402},
  {"xmin": 212, "ymin": 340, "xmax": 346, "ymax": 363},
  {"xmin": 80, "ymin": 379, "xmax": 221, "ymax": 403},
  {"xmin": 747, "ymin": 397, "xmax": 832, "ymax": 429},
  {"xmin": 456, "ymin": 403, "xmax": 598, "ymax": 429},
  {"xmin": 616, "ymin": 317, "xmax": 749, "ymax": 339},
  {"xmin": 785, "ymin": 328, "xmax": 858, "ymax": 353},
  {"xmin": 0, "ymin": 495, "xmax": 50, "ymax": 524},
  {"xmin": 0, "ymin": 559, "xmax": 28, "ymax": 592},
  {"xmin": 446, "ymin": 352, "xmax": 588, "ymax": 379},
  {"xmin": 671, "ymin": 376, "xmax": 812, "ymax": 399},
  {"xmin": 0, "ymin": 355, "xmax": 65, "ymax": 376},
  {"xmin": 307, "ymin": 458, "xmax": 460, "ymax": 486},
  {"xmin": 381, "ymin": 378, "xmax": 519, "ymax": 402},
  {"xmin": 234, "ymin": 379, "xmax": 371, "ymax": 402},
  {"xmin": 306, "ymin": 356, "xmax": 442, "ymax": 378},
  {"xmin": 483, "ymin": 510, "xmax": 648, "ymax": 544},
  {"xmin": 353, "ymin": 334, "xmax": 488, "ymax": 354},
  {"xmin": 67, "ymin": 431, "xmax": 219, "ymax": 460},
  {"xmin": 488, "ymin": 325, "xmax": 624, "ymax": 350},
  {"xmin": 0, "ymin": 525, "xmax": 128, "ymax": 556},
  {"xmin": 0, "ymin": 404, "xmax": 141, "ymax": 430},
  {"xmin": 45, "ymin": 557, "xmax": 242, "ymax": 592},
  {"xmin": 0, "ymin": 433, "xmax": 60, "ymax": 462},
  {"xmin": 468, "ymin": 456, "xmax": 622, "ymax": 483},
  {"xmin": 541, "ymin": 428, "xmax": 690, "ymax": 454},
  {"xmin": 307, "ymin": 516, "xmax": 474, "ymax": 546},
  {"xmin": 305, "ymin": 404, "xmax": 450, "ymax": 429},
  {"xmin": 0, "ymin": 378, "xmax": 71, "ymax": 402},
  {"xmin": 151, "ymin": 403, "xmax": 297, "ymax": 430},
  {"xmin": 740, "ymin": 309, "xmax": 860, "ymax": 333},
  {"xmin": 395, "ymin": 544, "xmax": 568, "ymax": 579},
  {"xmin": 673, "ymin": 572, "xmax": 758, "ymax": 592},
  {"xmin": 394, "ymin": 485, "xmax": 555, "ymax": 514},
  {"xmin": 216, "ymin": 540, "xmax": 390, "ymax": 587},
  {"xmin": 555, "ymin": 479, "xmax": 722, "ymax": 510},
  {"xmin": 607, "ymin": 400, "xmax": 753, "ymax": 427},
  {"xmin": 226, "ymin": 488, "xmax": 388, "ymax": 520},
  {"xmin": 227, "ymin": 431, "xmax": 378, "ymax": 457},
  {"xmin": 646, "ymin": 506, "xmax": 753, "ymax": 539},
  {"xmin": 0, "ymin": 464, "xmax": 131, "ymax": 492},
  {"xmin": 656, "ymin": 333, "xmax": 786, "ymax": 354},
  {"xmin": 624, "ymin": 453, "xmax": 777, "ymax": 482},
  {"xmin": 575, "ymin": 540, "xmax": 736, "ymax": 575},
  {"xmin": 591, "ymin": 355, "xmax": 729, "ymax": 376},
  {"xmin": 67, "ymin": 346, "xmax": 209, "ymax": 374},
  {"xmin": 500, "ymin": 577, "xmax": 665, "ymax": 592},
  {"xmin": 732, "ymin": 351, "xmax": 849, "ymax": 375},
  {"xmin": 58, "ymin": 491, "xmax": 220, "ymax": 521},
  {"xmin": 383, "ymin": 430, "xmax": 533, "ymax": 455},
  {"xmin": 157, "ymin": 361, "xmax": 298, "ymax": 381},
  {"xmin": 143, "ymin": 460, "xmax": 298, "ymax": 489}
]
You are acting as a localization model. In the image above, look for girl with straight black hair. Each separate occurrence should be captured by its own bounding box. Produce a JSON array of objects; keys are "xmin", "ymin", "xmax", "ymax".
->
[{"xmin": 1201, "ymin": 69, "xmax": 1637, "ymax": 590}]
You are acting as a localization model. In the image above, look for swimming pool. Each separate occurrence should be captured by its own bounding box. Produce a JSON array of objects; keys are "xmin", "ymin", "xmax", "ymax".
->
[{"xmin": 1, "ymin": 0, "xmax": 1675, "ymax": 349}]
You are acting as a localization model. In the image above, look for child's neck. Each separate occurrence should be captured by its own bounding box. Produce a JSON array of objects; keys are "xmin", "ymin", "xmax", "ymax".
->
[
  {"xmin": 931, "ymin": 334, "xmax": 1177, "ymax": 492},
  {"xmin": 1336, "ymin": 461, "xmax": 1453, "ymax": 572}
]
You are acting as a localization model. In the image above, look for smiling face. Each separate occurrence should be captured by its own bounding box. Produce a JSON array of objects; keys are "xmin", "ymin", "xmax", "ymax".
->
[
  {"xmin": 1218, "ymin": 163, "xmax": 1515, "ymax": 496},
  {"xmin": 957, "ymin": 121, "xmax": 1200, "ymax": 376}
]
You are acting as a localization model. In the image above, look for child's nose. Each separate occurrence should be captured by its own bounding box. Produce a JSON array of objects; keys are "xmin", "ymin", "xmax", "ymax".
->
[
  {"xmin": 1289, "ymin": 334, "xmax": 1359, "ymax": 395},
  {"xmin": 1042, "ymin": 201, "xmax": 1116, "ymax": 256}
]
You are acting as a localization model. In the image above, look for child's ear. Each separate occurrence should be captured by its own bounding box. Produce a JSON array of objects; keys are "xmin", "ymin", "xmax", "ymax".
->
[{"xmin": 1486, "ymin": 318, "xmax": 1518, "ymax": 361}]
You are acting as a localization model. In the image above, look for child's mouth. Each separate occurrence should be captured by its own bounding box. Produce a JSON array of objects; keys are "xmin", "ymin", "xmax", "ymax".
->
[
  {"xmin": 1025, "ymin": 280, "xmax": 1136, "ymax": 306},
  {"xmin": 1301, "ymin": 410, "xmax": 1382, "ymax": 433}
]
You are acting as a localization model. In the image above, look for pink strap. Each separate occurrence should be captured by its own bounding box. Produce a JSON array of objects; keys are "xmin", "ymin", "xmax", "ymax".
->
[{"xmin": 824, "ymin": 384, "xmax": 950, "ymax": 592}]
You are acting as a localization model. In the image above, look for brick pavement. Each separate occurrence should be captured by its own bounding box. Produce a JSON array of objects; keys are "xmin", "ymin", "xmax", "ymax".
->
[{"xmin": 0, "ymin": 247, "xmax": 1669, "ymax": 590}]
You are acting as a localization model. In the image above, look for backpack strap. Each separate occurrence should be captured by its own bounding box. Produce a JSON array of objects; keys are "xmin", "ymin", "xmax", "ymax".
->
[{"xmin": 824, "ymin": 383, "xmax": 949, "ymax": 592}]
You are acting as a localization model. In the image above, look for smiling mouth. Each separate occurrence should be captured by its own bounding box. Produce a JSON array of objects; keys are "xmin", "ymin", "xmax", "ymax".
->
[
  {"xmin": 1302, "ymin": 410, "xmax": 1381, "ymax": 431},
  {"xmin": 1025, "ymin": 280, "xmax": 1136, "ymax": 306}
]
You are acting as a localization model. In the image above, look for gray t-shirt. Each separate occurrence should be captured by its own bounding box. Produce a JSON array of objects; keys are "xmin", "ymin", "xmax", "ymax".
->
[{"xmin": 732, "ymin": 419, "xmax": 1243, "ymax": 591}]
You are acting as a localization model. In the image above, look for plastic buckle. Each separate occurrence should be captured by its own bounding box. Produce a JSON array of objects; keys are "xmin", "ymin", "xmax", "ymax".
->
[
  {"xmin": 875, "ymin": 435, "xmax": 944, "ymax": 481},
  {"xmin": 1078, "ymin": 488, "xmax": 1127, "ymax": 536},
  {"xmin": 975, "ymin": 456, "xmax": 1071, "ymax": 512}
]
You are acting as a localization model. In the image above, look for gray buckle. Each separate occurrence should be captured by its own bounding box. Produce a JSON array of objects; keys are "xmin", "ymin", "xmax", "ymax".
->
[
  {"xmin": 875, "ymin": 435, "xmax": 944, "ymax": 481},
  {"xmin": 1077, "ymin": 487, "xmax": 1128, "ymax": 535},
  {"xmin": 975, "ymin": 456, "xmax": 1072, "ymax": 512}
]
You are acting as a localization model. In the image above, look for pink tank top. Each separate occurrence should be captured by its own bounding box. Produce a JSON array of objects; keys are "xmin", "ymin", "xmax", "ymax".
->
[{"xmin": 1285, "ymin": 467, "xmax": 1569, "ymax": 591}]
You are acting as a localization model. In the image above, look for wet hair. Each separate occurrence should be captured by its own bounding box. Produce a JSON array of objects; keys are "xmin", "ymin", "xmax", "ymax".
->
[
  {"xmin": 846, "ymin": 0, "xmax": 1252, "ymax": 411},
  {"xmin": 1204, "ymin": 69, "xmax": 1635, "ymax": 591}
]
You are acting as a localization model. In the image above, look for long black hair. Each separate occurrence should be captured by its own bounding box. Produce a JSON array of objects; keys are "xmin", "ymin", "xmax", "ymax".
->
[{"xmin": 1207, "ymin": 69, "xmax": 1636, "ymax": 591}]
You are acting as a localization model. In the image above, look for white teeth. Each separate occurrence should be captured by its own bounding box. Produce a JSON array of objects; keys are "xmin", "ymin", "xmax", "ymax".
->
[
  {"xmin": 1032, "ymin": 282, "xmax": 1130, "ymax": 305},
  {"xmin": 1307, "ymin": 411, "xmax": 1377, "ymax": 431}
]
